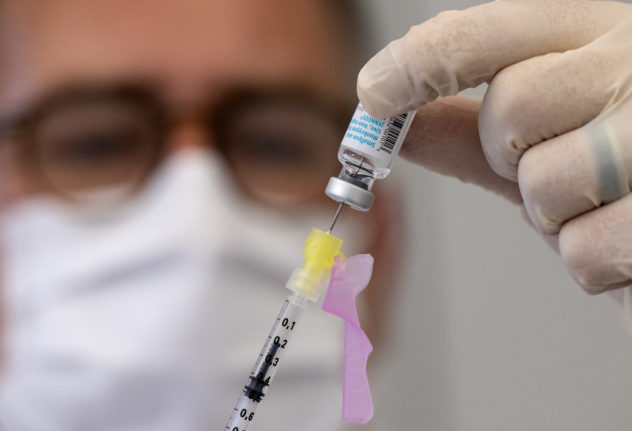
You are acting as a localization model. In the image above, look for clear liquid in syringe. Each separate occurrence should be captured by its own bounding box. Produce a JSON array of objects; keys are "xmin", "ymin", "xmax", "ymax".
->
[{"xmin": 225, "ymin": 295, "xmax": 305, "ymax": 431}]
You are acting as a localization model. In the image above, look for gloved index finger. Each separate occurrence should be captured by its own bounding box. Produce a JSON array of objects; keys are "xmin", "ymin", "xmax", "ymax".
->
[{"xmin": 357, "ymin": 0, "xmax": 621, "ymax": 119}]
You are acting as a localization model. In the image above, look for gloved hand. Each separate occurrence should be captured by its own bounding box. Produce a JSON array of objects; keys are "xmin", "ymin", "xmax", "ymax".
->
[{"xmin": 357, "ymin": 0, "xmax": 632, "ymax": 299}]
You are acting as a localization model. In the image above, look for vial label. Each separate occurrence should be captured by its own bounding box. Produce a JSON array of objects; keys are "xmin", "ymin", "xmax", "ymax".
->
[{"xmin": 341, "ymin": 103, "xmax": 413, "ymax": 167}]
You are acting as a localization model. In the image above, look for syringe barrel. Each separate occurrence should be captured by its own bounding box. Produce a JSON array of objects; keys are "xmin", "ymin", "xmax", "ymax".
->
[
  {"xmin": 325, "ymin": 103, "xmax": 415, "ymax": 211},
  {"xmin": 225, "ymin": 294, "xmax": 306, "ymax": 431}
]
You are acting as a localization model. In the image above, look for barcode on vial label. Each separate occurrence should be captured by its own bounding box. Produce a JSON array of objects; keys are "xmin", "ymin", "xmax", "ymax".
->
[{"xmin": 378, "ymin": 112, "xmax": 408, "ymax": 154}]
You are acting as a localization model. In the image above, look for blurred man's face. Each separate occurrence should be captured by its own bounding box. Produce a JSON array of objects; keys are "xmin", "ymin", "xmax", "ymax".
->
[
  {"xmin": 0, "ymin": 9, "xmax": 399, "ymax": 430},
  {"xmin": 0, "ymin": 0, "xmax": 355, "ymax": 206},
  {"xmin": 0, "ymin": 4, "xmax": 372, "ymax": 427}
]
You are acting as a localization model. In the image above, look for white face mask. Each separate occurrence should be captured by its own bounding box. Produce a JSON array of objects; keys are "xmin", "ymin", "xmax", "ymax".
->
[{"xmin": 0, "ymin": 149, "xmax": 372, "ymax": 431}]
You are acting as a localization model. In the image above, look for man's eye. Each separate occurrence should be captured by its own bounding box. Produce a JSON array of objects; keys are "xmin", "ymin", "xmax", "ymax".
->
[
  {"xmin": 48, "ymin": 128, "xmax": 144, "ymax": 163},
  {"xmin": 34, "ymin": 118, "xmax": 159, "ymax": 194},
  {"xmin": 236, "ymin": 133, "xmax": 314, "ymax": 163}
]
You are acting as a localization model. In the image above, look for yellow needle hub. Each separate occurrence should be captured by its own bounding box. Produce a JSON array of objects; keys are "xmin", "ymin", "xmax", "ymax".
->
[{"xmin": 286, "ymin": 228, "xmax": 344, "ymax": 301}]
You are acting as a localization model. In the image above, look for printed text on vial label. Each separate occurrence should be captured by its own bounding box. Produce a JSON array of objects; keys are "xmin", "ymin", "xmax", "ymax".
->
[{"xmin": 344, "ymin": 105, "xmax": 385, "ymax": 149}]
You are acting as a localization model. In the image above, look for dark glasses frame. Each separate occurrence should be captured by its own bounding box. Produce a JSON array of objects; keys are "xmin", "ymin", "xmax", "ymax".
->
[{"xmin": 0, "ymin": 82, "xmax": 354, "ymax": 206}]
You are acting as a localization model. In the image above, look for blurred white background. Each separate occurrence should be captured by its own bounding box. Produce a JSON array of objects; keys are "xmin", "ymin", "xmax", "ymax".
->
[{"xmin": 355, "ymin": 1, "xmax": 632, "ymax": 430}]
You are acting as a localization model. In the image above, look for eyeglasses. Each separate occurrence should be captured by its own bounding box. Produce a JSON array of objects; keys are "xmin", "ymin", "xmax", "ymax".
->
[{"xmin": 0, "ymin": 83, "xmax": 352, "ymax": 207}]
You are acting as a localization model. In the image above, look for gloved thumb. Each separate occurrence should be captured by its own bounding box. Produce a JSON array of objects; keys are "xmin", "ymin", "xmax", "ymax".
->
[
  {"xmin": 357, "ymin": 0, "xmax": 622, "ymax": 119},
  {"xmin": 400, "ymin": 95, "xmax": 522, "ymax": 205}
]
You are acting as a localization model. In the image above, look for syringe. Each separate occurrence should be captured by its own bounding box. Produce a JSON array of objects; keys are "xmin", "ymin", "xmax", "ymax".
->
[
  {"xmin": 225, "ymin": 228, "xmax": 344, "ymax": 431},
  {"xmin": 224, "ymin": 104, "xmax": 414, "ymax": 431},
  {"xmin": 224, "ymin": 294, "xmax": 306, "ymax": 431}
]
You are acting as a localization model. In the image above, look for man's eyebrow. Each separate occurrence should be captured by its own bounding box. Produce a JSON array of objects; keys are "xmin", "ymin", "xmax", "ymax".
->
[
  {"xmin": 207, "ymin": 82, "xmax": 354, "ymax": 120},
  {"xmin": 3, "ymin": 79, "xmax": 163, "ymax": 123}
]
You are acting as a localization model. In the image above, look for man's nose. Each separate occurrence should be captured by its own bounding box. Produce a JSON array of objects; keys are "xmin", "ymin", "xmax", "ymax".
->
[{"xmin": 167, "ymin": 115, "xmax": 216, "ymax": 153}]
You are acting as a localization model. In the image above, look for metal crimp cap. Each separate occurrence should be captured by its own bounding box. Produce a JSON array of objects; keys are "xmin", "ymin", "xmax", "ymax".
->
[{"xmin": 325, "ymin": 176, "xmax": 375, "ymax": 211}]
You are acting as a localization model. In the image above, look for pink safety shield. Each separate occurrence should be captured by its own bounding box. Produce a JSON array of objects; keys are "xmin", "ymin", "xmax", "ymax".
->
[{"xmin": 322, "ymin": 254, "xmax": 374, "ymax": 424}]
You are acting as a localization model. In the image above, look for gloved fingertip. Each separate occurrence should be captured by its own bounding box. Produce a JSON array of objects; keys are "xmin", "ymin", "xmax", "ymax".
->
[{"xmin": 357, "ymin": 46, "xmax": 409, "ymax": 119}]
